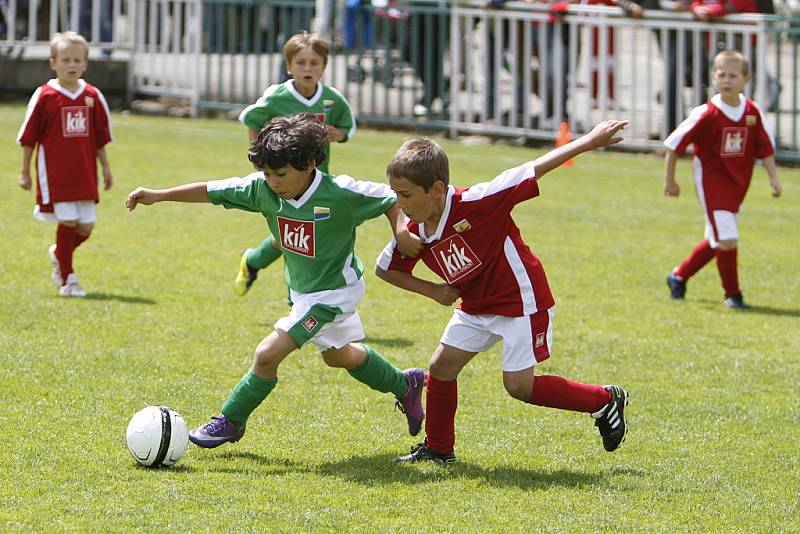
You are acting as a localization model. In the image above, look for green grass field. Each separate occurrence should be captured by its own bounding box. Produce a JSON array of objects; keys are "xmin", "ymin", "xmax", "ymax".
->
[{"xmin": 1, "ymin": 103, "xmax": 798, "ymax": 532}]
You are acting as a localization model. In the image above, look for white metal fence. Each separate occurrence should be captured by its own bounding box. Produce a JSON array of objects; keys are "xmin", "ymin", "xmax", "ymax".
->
[{"xmin": 2, "ymin": 0, "xmax": 799, "ymax": 161}]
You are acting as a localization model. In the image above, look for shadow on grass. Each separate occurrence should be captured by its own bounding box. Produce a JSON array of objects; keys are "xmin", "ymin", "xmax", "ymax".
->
[
  {"xmin": 361, "ymin": 337, "xmax": 416, "ymax": 348},
  {"xmin": 197, "ymin": 450, "xmax": 607, "ymax": 489},
  {"xmin": 316, "ymin": 453, "xmax": 604, "ymax": 489},
  {"xmin": 84, "ymin": 293, "xmax": 157, "ymax": 304},
  {"xmin": 698, "ymin": 300, "xmax": 800, "ymax": 317}
]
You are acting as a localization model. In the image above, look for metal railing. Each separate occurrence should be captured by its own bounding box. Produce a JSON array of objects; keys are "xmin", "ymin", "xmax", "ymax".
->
[{"xmin": 2, "ymin": 0, "xmax": 798, "ymax": 162}]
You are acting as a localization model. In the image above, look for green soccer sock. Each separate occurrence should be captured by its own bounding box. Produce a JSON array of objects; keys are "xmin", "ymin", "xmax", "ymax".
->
[
  {"xmin": 347, "ymin": 345, "xmax": 408, "ymax": 399},
  {"xmin": 246, "ymin": 236, "xmax": 282, "ymax": 270},
  {"xmin": 221, "ymin": 369, "xmax": 278, "ymax": 427}
]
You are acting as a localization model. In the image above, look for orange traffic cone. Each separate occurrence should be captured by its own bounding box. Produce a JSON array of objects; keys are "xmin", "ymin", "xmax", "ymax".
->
[{"xmin": 555, "ymin": 121, "xmax": 574, "ymax": 167}]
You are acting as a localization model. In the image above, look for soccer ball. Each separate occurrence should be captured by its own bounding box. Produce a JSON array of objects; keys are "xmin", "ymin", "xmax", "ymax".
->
[{"xmin": 125, "ymin": 405, "xmax": 189, "ymax": 467}]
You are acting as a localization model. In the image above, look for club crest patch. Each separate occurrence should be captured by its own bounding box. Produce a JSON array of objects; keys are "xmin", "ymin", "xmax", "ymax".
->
[
  {"xmin": 745, "ymin": 114, "xmax": 756, "ymax": 126},
  {"xmin": 431, "ymin": 234, "xmax": 482, "ymax": 284},
  {"xmin": 84, "ymin": 96, "xmax": 95, "ymax": 107},
  {"xmin": 315, "ymin": 113, "xmax": 326, "ymax": 124},
  {"xmin": 278, "ymin": 216, "xmax": 315, "ymax": 257},
  {"xmin": 302, "ymin": 316, "xmax": 319, "ymax": 332},
  {"xmin": 452, "ymin": 219, "xmax": 471, "ymax": 233},
  {"xmin": 314, "ymin": 206, "xmax": 330, "ymax": 221}
]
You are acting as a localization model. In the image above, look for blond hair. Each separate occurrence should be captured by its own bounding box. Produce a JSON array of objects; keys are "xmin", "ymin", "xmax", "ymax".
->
[
  {"xmin": 50, "ymin": 31, "xmax": 89, "ymax": 60},
  {"xmin": 713, "ymin": 49, "xmax": 750, "ymax": 77},
  {"xmin": 283, "ymin": 31, "xmax": 329, "ymax": 67}
]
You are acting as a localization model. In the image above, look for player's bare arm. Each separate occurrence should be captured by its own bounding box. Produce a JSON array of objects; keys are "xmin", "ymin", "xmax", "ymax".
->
[
  {"xmin": 762, "ymin": 155, "xmax": 781, "ymax": 198},
  {"xmin": 325, "ymin": 125, "xmax": 345, "ymax": 143},
  {"xmin": 19, "ymin": 145, "xmax": 34, "ymax": 190},
  {"xmin": 125, "ymin": 182, "xmax": 210, "ymax": 211},
  {"xmin": 533, "ymin": 120, "xmax": 627, "ymax": 179},
  {"xmin": 375, "ymin": 266, "xmax": 460, "ymax": 306},
  {"xmin": 384, "ymin": 204, "xmax": 423, "ymax": 258},
  {"xmin": 664, "ymin": 150, "xmax": 680, "ymax": 197},
  {"xmin": 97, "ymin": 147, "xmax": 113, "ymax": 190}
]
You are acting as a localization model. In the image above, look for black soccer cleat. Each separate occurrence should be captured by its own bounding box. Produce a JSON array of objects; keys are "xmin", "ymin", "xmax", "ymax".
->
[
  {"xmin": 667, "ymin": 272, "xmax": 686, "ymax": 300},
  {"xmin": 724, "ymin": 293, "xmax": 751, "ymax": 309},
  {"xmin": 394, "ymin": 442, "xmax": 456, "ymax": 464},
  {"xmin": 593, "ymin": 385, "xmax": 629, "ymax": 452}
]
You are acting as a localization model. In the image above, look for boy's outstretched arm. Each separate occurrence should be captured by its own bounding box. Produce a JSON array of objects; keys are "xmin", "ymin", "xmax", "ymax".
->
[
  {"xmin": 384, "ymin": 204, "xmax": 423, "ymax": 258},
  {"xmin": 126, "ymin": 182, "xmax": 210, "ymax": 211},
  {"xmin": 533, "ymin": 120, "xmax": 627, "ymax": 179},
  {"xmin": 664, "ymin": 149, "xmax": 680, "ymax": 197},
  {"xmin": 375, "ymin": 266, "xmax": 460, "ymax": 306},
  {"xmin": 762, "ymin": 155, "xmax": 781, "ymax": 198}
]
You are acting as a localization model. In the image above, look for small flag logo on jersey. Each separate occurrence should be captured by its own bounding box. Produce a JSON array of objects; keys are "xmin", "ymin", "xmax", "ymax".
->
[
  {"xmin": 323, "ymin": 99, "xmax": 334, "ymax": 110},
  {"xmin": 745, "ymin": 114, "xmax": 756, "ymax": 126},
  {"xmin": 314, "ymin": 206, "xmax": 330, "ymax": 221},
  {"xmin": 84, "ymin": 96, "xmax": 94, "ymax": 107},
  {"xmin": 453, "ymin": 219, "xmax": 471, "ymax": 233}
]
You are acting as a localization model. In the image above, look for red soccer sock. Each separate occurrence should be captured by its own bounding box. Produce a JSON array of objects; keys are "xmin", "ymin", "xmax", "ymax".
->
[
  {"xmin": 425, "ymin": 375, "xmax": 458, "ymax": 454},
  {"xmin": 528, "ymin": 375, "xmax": 610, "ymax": 413},
  {"xmin": 674, "ymin": 239, "xmax": 716, "ymax": 280},
  {"xmin": 716, "ymin": 248, "xmax": 740, "ymax": 297},
  {"xmin": 56, "ymin": 224, "xmax": 78, "ymax": 284},
  {"xmin": 73, "ymin": 231, "xmax": 90, "ymax": 250}
]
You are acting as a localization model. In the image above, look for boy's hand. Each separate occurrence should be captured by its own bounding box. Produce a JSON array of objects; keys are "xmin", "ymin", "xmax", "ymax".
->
[
  {"xmin": 325, "ymin": 125, "xmax": 345, "ymax": 143},
  {"xmin": 770, "ymin": 177, "xmax": 782, "ymax": 198},
  {"xmin": 103, "ymin": 168, "xmax": 113, "ymax": 190},
  {"xmin": 395, "ymin": 228, "xmax": 424, "ymax": 258},
  {"xmin": 664, "ymin": 179, "xmax": 680, "ymax": 197},
  {"xmin": 125, "ymin": 188, "xmax": 159, "ymax": 211},
  {"xmin": 18, "ymin": 171, "xmax": 32, "ymax": 190},
  {"xmin": 585, "ymin": 120, "xmax": 628, "ymax": 149},
  {"xmin": 429, "ymin": 283, "xmax": 460, "ymax": 306}
]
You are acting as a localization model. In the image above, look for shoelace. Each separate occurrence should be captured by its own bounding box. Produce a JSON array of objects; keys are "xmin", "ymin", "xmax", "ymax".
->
[{"xmin": 203, "ymin": 416, "xmax": 227, "ymax": 433}]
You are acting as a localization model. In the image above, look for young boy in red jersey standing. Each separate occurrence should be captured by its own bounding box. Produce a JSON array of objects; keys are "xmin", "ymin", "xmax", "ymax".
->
[
  {"xmin": 664, "ymin": 50, "xmax": 781, "ymax": 309},
  {"xmin": 376, "ymin": 120, "xmax": 630, "ymax": 463},
  {"xmin": 17, "ymin": 31, "xmax": 114, "ymax": 297}
]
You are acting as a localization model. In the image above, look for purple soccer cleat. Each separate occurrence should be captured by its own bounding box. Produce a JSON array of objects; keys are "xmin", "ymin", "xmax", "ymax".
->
[
  {"xmin": 395, "ymin": 368, "xmax": 425, "ymax": 436},
  {"xmin": 188, "ymin": 415, "xmax": 246, "ymax": 448}
]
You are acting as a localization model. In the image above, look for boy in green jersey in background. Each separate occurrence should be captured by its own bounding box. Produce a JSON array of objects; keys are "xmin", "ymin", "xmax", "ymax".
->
[
  {"xmin": 125, "ymin": 113, "xmax": 424, "ymax": 449},
  {"xmin": 235, "ymin": 31, "xmax": 356, "ymax": 297}
]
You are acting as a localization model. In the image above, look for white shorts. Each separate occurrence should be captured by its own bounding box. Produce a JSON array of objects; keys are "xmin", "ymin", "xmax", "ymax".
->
[
  {"xmin": 704, "ymin": 209, "xmax": 739, "ymax": 247},
  {"xmin": 440, "ymin": 307, "xmax": 554, "ymax": 372},
  {"xmin": 274, "ymin": 278, "xmax": 366, "ymax": 351},
  {"xmin": 33, "ymin": 200, "xmax": 97, "ymax": 224}
]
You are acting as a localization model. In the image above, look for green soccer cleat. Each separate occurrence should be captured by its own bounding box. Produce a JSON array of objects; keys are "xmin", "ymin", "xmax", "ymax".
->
[{"xmin": 234, "ymin": 249, "xmax": 259, "ymax": 296}]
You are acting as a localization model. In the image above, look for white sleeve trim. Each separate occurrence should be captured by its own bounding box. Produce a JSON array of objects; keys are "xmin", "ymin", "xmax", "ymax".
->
[
  {"xmin": 95, "ymin": 87, "xmax": 114, "ymax": 143},
  {"xmin": 16, "ymin": 86, "xmax": 43, "ymax": 144},
  {"xmin": 334, "ymin": 174, "xmax": 395, "ymax": 199},
  {"xmin": 461, "ymin": 161, "xmax": 536, "ymax": 202},
  {"xmin": 330, "ymin": 86, "xmax": 357, "ymax": 140},
  {"xmin": 753, "ymin": 101, "xmax": 776, "ymax": 150},
  {"xmin": 238, "ymin": 84, "xmax": 280, "ymax": 125},
  {"xmin": 375, "ymin": 239, "xmax": 397, "ymax": 271},
  {"xmin": 664, "ymin": 104, "xmax": 707, "ymax": 151},
  {"xmin": 207, "ymin": 172, "xmax": 263, "ymax": 192}
]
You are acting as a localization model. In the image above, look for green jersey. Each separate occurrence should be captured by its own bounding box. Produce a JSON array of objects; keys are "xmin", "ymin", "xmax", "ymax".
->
[
  {"xmin": 207, "ymin": 170, "xmax": 395, "ymax": 294},
  {"xmin": 238, "ymin": 81, "xmax": 356, "ymax": 174}
]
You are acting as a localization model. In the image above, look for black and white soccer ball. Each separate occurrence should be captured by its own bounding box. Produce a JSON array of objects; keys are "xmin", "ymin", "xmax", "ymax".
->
[{"xmin": 125, "ymin": 405, "xmax": 189, "ymax": 467}]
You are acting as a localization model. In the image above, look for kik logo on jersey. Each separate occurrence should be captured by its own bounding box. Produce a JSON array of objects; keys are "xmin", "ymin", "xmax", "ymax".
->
[
  {"xmin": 61, "ymin": 106, "xmax": 89, "ymax": 137},
  {"xmin": 278, "ymin": 216, "xmax": 315, "ymax": 257},
  {"xmin": 721, "ymin": 127, "xmax": 747, "ymax": 157},
  {"xmin": 431, "ymin": 234, "xmax": 482, "ymax": 284}
]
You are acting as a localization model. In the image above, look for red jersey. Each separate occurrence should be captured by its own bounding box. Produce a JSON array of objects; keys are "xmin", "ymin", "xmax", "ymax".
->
[
  {"xmin": 377, "ymin": 162, "xmax": 554, "ymax": 317},
  {"xmin": 17, "ymin": 79, "xmax": 113, "ymax": 212},
  {"xmin": 664, "ymin": 94, "xmax": 774, "ymax": 212}
]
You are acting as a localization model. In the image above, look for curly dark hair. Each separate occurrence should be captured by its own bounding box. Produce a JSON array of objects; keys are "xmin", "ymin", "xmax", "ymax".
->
[{"xmin": 248, "ymin": 113, "xmax": 328, "ymax": 171}]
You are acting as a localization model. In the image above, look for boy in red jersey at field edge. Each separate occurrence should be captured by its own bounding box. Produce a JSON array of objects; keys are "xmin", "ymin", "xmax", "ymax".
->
[
  {"xmin": 376, "ymin": 120, "xmax": 630, "ymax": 464},
  {"xmin": 664, "ymin": 50, "xmax": 780, "ymax": 309},
  {"xmin": 17, "ymin": 31, "xmax": 114, "ymax": 297}
]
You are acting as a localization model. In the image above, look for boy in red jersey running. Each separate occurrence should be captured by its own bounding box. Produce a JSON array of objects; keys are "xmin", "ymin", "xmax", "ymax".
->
[
  {"xmin": 664, "ymin": 50, "xmax": 781, "ymax": 309},
  {"xmin": 376, "ymin": 120, "xmax": 630, "ymax": 463},
  {"xmin": 17, "ymin": 31, "xmax": 114, "ymax": 297}
]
